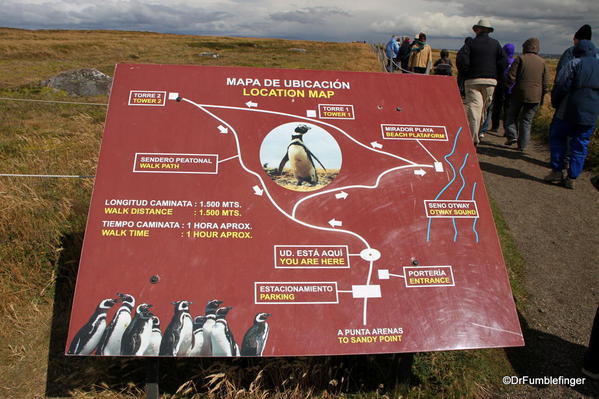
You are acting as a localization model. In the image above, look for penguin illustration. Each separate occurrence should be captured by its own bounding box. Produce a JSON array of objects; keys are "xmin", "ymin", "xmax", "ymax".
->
[
  {"xmin": 96, "ymin": 293, "xmax": 135, "ymax": 355},
  {"xmin": 159, "ymin": 300, "xmax": 193, "ymax": 356},
  {"xmin": 67, "ymin": 297, "xmax": 118, "ymax": 355},
  {"xmin": 143, "ymin": 316, "xmax": 162, "ymax": 356},
  {"xmin": 211, "ymin": 306, "xmax": 238, "ymax": 357},
  {"xmin": 278, "ymin": 124, "xmax": 326, "ymax": 186},
  {"xmin": 120, "ymin": 303, "xmax": 154, "ymax": 356},
  {"xmin": 186, "ymin": 315, "xmax": 207, "ymax": 356},
  {"xmin": 240, "ymin": 313, "xmax": 272, "ymax": 356},
  {"xmin": 200, "ymin": 299, "xmax": 223, "ymax": 355}
]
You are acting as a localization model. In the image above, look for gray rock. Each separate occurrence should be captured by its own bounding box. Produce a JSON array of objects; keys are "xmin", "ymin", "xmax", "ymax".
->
[
  {"xmin": 288, "ymin": 48, "xmax": 307, "ymax": 53},
  {"xmin": 42, "ymin": 68, "xmax": 112, "ymax": 96}
]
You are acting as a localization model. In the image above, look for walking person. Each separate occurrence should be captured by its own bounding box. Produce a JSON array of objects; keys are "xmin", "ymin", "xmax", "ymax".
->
[
  {"xmin": 547, "ymin": 24, "xmax": 595, "ymax": 171},
  {"xmin": 409, "ymin": 33, "xmax": 432, "ymax": 74},
  {"xmin": 433, "ymin": 49, "xmax": 453, "ymax": 76},
  {"xmin": 544, "ymin": 39, "xmax": 599, "ymax": 189},
  {"xmin": 504, "ymin": 38, "xmax": 548, "ymax": 152},
  {"xmin": 490, "ymin": 43, "xmax": 516, "ymax": 133},
  {"xmin": 385, "ymin": 35, "xmax": 400, "ymax": 72},
  {"xmin": 457, "ymin": 19, "xmax": 506, "ymax": 145},
  {"xmin": 398, "ymin": 37, "xmax": 412, "ymax": 72}
]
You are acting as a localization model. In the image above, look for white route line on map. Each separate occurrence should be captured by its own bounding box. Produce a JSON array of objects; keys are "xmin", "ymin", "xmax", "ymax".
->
[
  {"xmin": 388, "ymin": 273, "xmax": 405, "ymax": 279},
  {"xmin": 198, "ymin": 103, "xmax": 419, "ymax": 165},
  {"xmin": 416, "ymin": 140, "xmax": 439, "ymax": 163},
  {"xmin": 218, "ymin": 155, "xmax": 239, "ymax": 163},
  {"xmin": 291, "ymin": 164, "xmax": 434, "ymax": 218},
  {"xmin": 471, "ymin": 323, "xmax": 523, "ymax": 337},
  {"xmin": 182, "ymin": 98, "xmax": 371, "ymax": 249},
  {"xmin": 181, "ymin": 97, "xmax": 438, "ymax": 326}
]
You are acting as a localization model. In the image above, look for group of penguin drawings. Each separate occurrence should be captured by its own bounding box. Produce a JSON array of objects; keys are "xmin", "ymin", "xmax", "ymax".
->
[
  {"xmin": 67, "ymin": 293, "xmax": 272, "ymax": 357},
  {"xmin": 277, "ymin": 124, "xmax": 326, "ymax": 186}
]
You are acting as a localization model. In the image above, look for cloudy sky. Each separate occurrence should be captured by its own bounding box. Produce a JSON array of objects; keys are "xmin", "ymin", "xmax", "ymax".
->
[{"xmin": 2, "ymin": 0, "xmax": 597, "ymax": 54}]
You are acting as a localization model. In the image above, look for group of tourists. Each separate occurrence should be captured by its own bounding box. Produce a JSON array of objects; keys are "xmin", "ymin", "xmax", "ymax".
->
[
  {"xmin": 385, "ymin": 33, "xmax": 434, "ymax": 74},
  {"xmin": 385, "ymin": 21, "xmax": 598, "ymax": 192},
  {"xmin": 456, "ymin": 20, "xmax": 598, "ymax": 191}
]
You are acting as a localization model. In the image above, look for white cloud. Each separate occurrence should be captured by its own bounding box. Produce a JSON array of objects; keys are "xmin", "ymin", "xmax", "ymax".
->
[{"xmin": 0, "ymin": 0, "xmax": 597, "ymax": 54}]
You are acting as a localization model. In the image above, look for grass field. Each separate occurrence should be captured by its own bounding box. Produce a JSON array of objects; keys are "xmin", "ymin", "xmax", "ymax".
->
[{"xmin": 0, "ymin": 27, "xmax": 577, "ymax": 398}]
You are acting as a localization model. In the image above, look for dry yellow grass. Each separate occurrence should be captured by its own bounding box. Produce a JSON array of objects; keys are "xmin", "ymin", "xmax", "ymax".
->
[
  {"xmin": 0, "ymin": 28, "xmax": 379, "ymax": 88},
  {"xmin": 0, "ymin": 28, "xmax": 528, "ymax": 399}
]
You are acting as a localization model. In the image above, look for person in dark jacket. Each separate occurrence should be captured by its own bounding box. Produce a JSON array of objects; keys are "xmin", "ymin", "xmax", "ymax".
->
[
  {"xmin": 457, "ymin": 19, "xmax": 507, "ymax": 145},
  {"xmin": 544, "ymin": 40, "xmax": 599, "ymax": 189},
  {"xmin": 433, "ymin": 49, "xmax": 453, "ymax": 76},
  {"xmin": 398, "ymin": 37, "xmax": 412, "ymax": 73},
  {"xmin": 490, "ymin": 43, "xmax": 516, "ymax": 132},
  {"xmin": 504, "ymin": 38, "xmax": 548, "ymax": 151},
  {"xmin": 547, "ymin": 25, "xmax": 595, "ymax": 170},
  {"xmin": 556, "ymin": 24, "xmax": 594, "ymax": 78}
]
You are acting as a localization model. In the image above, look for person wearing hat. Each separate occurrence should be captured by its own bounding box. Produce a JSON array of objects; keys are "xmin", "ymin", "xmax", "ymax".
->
[
  {"xmin": 556, "ymin": 24, "xmax": 594, "ymax": 78},
  {"xmin": 544, "ymin": 24, "xmax": 596, "ymax": 187},
  {"xmin": 456, "ymin": 19, "xmax": 507, "ymax": 145},
  {"xmin": 545, "ymin": 39, "xmax": 599, "ymax": 189}
]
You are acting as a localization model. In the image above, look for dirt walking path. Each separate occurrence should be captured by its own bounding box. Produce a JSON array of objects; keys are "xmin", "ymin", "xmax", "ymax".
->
[{"xmin": 476, "ymin": 129, "xmax": 599, "ymax": 398}]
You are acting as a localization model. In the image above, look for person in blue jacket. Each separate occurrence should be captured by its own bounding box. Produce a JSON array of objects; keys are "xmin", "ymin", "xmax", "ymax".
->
[
  {"xmin": 544, "ymin": 39, "xmax": 599, "ymax": 189},
  {"xmin": 385, "ymin": 35, "xmax": 400, "ymax": 72}
]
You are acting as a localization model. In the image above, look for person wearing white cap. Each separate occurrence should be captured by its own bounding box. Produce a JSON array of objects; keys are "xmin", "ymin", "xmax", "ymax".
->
[{"xmin": 457, "ymin": 19, "xmax": 507, "ymax": 145}]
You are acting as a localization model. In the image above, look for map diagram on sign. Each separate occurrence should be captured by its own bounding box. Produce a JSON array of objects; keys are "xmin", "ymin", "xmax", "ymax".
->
[{"xmin": 66, "ymin": 63, "xmax": 523, "ymax": 357}]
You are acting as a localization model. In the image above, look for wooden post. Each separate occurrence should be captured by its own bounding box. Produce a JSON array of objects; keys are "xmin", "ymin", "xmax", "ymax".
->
[{"xmin": 145, "ymin": 358, "xmax": 160, "ymax": 399}]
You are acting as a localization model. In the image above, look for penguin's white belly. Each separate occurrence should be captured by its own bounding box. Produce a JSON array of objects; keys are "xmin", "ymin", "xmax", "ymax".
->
[
  {"xmin": 175, "ymin": 316, "xmax": 193, "ymax": 356},
  {"xmin": 105, "ymin": 313, "xmax": 131, "ymax": 355},
  {"xmin": 288, "ymin": 147, "xmax": 315, "ymax": 179},
  {"xmin": 135, "ymin": 320, "xmax": 153, "ymax": 355},
  {"xmin": 144, "ymin": 330, "xmax": 162, "ymax": 356},
  {"xmin": 187, "ymin": 330, "xmax": 204, "ymax": 356},
  {"xmin": 211, "ymin": 323, "xmax": 232, "ymax": 356},
  {"xmin": 81, "ymin": 319, "xmax": 106, "ymax": 355},
  {"xmin": 201, "ymin": 319, "xmax": 215, "ymax": 355},
  {"xmin": 259, "ymin": 325, "xmax": 269, "ymax": 355}
]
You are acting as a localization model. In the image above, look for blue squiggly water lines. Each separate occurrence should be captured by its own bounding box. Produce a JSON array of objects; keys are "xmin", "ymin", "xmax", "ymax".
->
[
  {"xmin": 452, "ymin": 153, "xmax": 470, "ymax": 241},
  {"xmin": 426, "ymin": 127, "xmax": 462, "ymax": 241},
  {"xmin": 471, "ymin": 182, "xmax": 479, "ymax": 242}
]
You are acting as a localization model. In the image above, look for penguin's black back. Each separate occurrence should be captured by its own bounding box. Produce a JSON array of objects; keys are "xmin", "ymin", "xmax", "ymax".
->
[
  {"xmin": 121, "ymin": 314, "xmax": 147, "ymax": 355},
  {"xmin": 159, "ymin": 310, "xmax": 185, "ymax": 356},
  {"xmin": 240, "ymin": 322, "xmax": 267, "ymax": 356},
  {"xmin": 67, "ymin": 308, "xmax": 106, "ymax": 354}
]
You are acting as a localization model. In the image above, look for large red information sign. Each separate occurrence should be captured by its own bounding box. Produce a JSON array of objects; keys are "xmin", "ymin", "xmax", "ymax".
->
[{"xmin": 66, "ymin": 63, "xmax": 523, "ymax": 357}]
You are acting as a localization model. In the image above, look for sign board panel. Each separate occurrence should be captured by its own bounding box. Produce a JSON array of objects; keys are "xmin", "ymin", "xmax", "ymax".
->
[{"xmin": 66, "ymin": 63, "xmax": 523, "ymax": 357}]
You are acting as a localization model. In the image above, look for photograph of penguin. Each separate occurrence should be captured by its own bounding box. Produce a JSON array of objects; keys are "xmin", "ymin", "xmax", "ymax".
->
[
  {"xmin": 96, "ymin": 293, "xmax": 135, "ymax": 355},
  {"xmin": 277, "ymin": 124, "xmax": 326, "ymax": 186},
  {"xmin": 67, "ymin": 297, "xmax": 118, "ymax": 355},
  {"xmin": 240, "ymin": 313, "xmax": 271, "ymax": 356},
  {"xmin": 159, "ymin": 300, "xmax": 193, "ymax": 356},
  {"xmin": 211, "ymin": 306, "xmax": 238, "ymax": 356},
  {"xmin": 200, "ymin": 299, "xmax": 223, "ymax": 355},
  {"xmin": 120, "ymin": 303, "xmax": 154, "ymax": 356},
  {"xmin": 186, "ymin": 315, "xmax": 207, "ymax": 356},
  {"xmin": 143, "ymin": 316, "xmax": 162, "ymax": 356}
]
